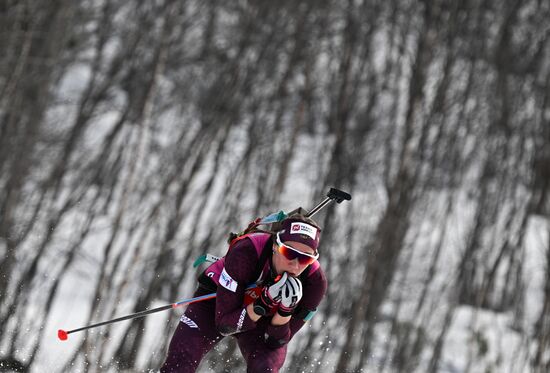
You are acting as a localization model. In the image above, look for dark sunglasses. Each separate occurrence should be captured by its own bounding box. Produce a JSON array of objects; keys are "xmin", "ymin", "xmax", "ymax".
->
[{"xmin": 275, "ymin": 233, "xmax": 319, "ymax": 265}]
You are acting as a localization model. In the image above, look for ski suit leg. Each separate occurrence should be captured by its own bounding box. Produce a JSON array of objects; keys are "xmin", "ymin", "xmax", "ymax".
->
[
  {"xmin": 236, "ymin": 325, "xmax": 287, "ymax": 373},
  {"xmin": 161, "ymin": 298, "xmax": 222, "ymax": 373}
]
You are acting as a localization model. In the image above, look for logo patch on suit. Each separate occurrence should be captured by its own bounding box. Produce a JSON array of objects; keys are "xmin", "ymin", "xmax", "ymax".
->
[
  {"xmin": 236, "ymin": 308, "xmax": 247, "ymax": 332},
  {"xmin": 180, "ymin": 315, "xmax": 198, "ymax": 328},
  {"xmin": 220, "ymin": 267, "xmax": 238, "ymax": 292}
]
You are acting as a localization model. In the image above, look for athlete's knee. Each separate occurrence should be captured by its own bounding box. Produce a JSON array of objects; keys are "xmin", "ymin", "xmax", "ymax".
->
[{"xmin": 161, "ymin": 321, "xmax": 208, "ymax": 373}]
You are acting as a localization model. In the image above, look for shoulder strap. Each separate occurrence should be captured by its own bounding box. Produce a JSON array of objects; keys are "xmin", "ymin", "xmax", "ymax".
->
[
  {"xmin": 256, "ymin": 235, "xmax": 273, "ymax": 278},
  {"xmin": 227, "ymin": 217, "xmax": 276, "ymax": 245},
  {"xmin": 229, "ymin": 232, "xmax": 273, "ymax": 283}
]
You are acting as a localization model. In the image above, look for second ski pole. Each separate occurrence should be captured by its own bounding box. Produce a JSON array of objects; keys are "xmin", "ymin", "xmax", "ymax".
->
[{"xmin": 57, "ymin": 291, "xmax": 218, "ymax": 341}]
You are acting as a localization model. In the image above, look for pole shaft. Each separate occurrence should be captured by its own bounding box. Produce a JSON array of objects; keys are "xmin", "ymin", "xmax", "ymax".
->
[{"xmin": 67, "ymin": 304, "xmax": 174, "ymax": 334}]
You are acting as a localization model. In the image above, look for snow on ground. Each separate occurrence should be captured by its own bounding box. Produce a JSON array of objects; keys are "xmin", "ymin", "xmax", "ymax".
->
[
  {"xmin": 438, "ymin": 215, "xmax": 548, "ymax": 373},
  {"xmin": 523, "ymin": 216, "xmax": 548, "ymax": 328}
]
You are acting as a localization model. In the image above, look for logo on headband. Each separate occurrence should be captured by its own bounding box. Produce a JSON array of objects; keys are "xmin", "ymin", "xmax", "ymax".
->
[{"xmin": 290, "ymin": 222, "xmax": 318, "ymax": 240}]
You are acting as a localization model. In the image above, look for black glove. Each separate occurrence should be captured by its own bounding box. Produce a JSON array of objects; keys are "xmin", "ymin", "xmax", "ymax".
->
[{"xmin": 253, "ymin": 272, "xmax": 288, "ymax": 316}]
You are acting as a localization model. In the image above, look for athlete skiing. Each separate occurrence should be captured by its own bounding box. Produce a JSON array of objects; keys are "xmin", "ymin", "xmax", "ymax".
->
[{"xmin": 161, "ymin": 214, "xmax": 327, "ymax": 372}]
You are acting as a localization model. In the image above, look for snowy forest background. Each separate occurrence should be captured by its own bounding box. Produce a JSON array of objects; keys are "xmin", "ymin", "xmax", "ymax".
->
[{"xmin": 1, "ymin": 0, "xmax": 550, "ymax": 372}]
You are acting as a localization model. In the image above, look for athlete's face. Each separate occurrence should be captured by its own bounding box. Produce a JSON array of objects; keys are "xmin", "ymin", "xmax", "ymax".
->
[{"xmin": 272, "ymin": 241, "xmax": 316, "ymax": 277}]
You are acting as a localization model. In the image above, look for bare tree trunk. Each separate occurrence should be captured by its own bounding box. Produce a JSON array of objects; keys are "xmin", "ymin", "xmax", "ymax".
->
[{"xmin": 0, "ymin": 0, "xmax": 74, "ymax": 299}]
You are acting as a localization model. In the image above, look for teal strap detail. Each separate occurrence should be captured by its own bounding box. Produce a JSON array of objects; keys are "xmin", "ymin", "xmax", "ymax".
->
[
  {"xmin": 193, "ymin": 254, "xmax": 221, "ymax": 268},
  {"xmin": 192, "ymin": 255, "xmax": 206, "ymax": 268},
  {"xmin": 259, "ymin": 211, "xmax": 287, "ymax": 224},
  {"xmin": 303, "ymin": 310, "xmax": 317, "ymax": 322}
]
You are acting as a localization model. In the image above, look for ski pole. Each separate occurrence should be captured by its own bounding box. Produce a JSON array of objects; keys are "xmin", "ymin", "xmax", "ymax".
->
[
  {"xmin": 58, "ymin": 291, "xmax": 218, "ymax": 341},
  {"xmin": 58, "ymin": 283, "xmax": 259, "ymax": 341}
]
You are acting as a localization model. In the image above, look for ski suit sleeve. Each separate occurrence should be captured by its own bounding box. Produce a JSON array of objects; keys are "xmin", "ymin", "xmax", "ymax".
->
[
  {"xmin": 214, "ymin": 239, "xmax": 260, "ymax": 336},
  {"xmin": 264, "ymin": 266, "xmax": 328, "ymax": 348}
]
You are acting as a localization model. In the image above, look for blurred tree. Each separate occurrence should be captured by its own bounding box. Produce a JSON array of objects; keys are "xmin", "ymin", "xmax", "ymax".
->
[{"xmin": 0, "ymin": 0, "xmax": 549, "ymax": 372}]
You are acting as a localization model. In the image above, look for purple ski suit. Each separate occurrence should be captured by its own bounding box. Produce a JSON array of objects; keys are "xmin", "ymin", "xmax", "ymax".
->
[{"xmin": 161, "ymin": 233, "xmax": 327, "ymax": 373}]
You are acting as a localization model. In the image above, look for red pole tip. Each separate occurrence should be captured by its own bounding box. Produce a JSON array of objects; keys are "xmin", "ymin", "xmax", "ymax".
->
[{"xmin": 58, "ymin": 329, "xmax": 68, "ymax": 341}]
